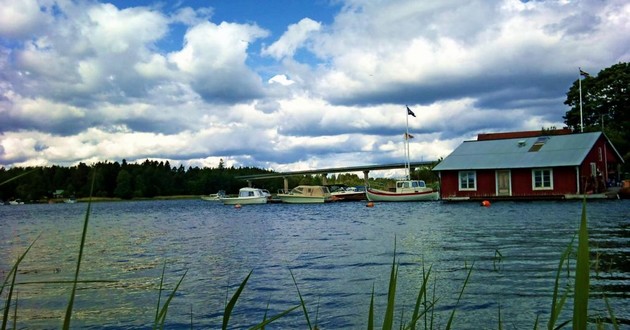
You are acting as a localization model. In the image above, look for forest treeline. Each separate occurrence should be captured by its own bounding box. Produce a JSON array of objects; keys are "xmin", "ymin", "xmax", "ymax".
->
[
  {"xmin": 0, "ymin": 159, "xmax": 438, "ymax": 203},
  {"xmin": 0, "ymin": 159, "xmax": 292, "ymax": 202}
]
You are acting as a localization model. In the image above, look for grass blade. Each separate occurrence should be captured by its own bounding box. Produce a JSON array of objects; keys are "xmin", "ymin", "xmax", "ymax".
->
[
  {"xmin": 547, "ymin": 236, "xmax": 575, "ymax": 330},
  {"xmin": 367, "ymin": 284, "xmax": 375, "ymax": 330},
  {"xmin": 289, "ymin": 268, "xmax": 312, "ymax": 330},
  {"xmin": 409, "ymin": 264, "xmax": 432, "ymax": 330},
  {"xmin": 1, "ymin": 266, "xmax": 18, "ymax": 330},
  {"xmin": 572, "ymin": 200, "xmax": 589, "ymax": 329},
  {"xmin": 603, "ymin": 296, "xmax": 619, "ymax": 330},
  {"xmin": 382, "ymin": 243, "xmax": 398, "ymax": 330},
  {"xmin": 62, "ymin": 171, "xmax": 95, "ymax": 330},
  {"xmin": 498, "ymin": 304, "xmax": 503, "ymax": 330},
  {"xmin": 222, "ymin": 270, "xmax": 252, "ymax": 330},
  {"xmin": 0, "ymin": 169, "xmax": 36, "ymax": 186},
  {"xmin": 153, "ymin": 262, "xmax": 167, "ymax": 330},
  {"xmin": 445, "ymin": 262, "xmax": 473, "ymax": 330},
  {"xmin": 156, "ymin": 269, "xmax": 188, "ymax": 329},
  {"xmin": 1, "ymin": 235, "xmax": 40, "ymax": 330},
  {"xmin": 1, "ymin": 235, "xmax": 40, "ymax": 297},
  {"xmin": 248, "ymin": 305, "xmax": 301, "ymax": 330}
]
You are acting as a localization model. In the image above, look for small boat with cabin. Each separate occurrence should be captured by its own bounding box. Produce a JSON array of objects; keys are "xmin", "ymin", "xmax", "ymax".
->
[
  {"xmin": 220, "ymin": 188, "xmax": 268, "ymax": 205},
  {"xmin": 365, "ymin": 105, "xmax": 439, "ymax": 202},
  {"xmin": 201, "ymin": 190, "xmax": 226, "ymax": 201},
  {"xmin": 327, "ymin": 184, "xmax": 366, "ymax": 201},
  {"xmin": 366, "ymin": 180, "xmax": 438, "ymax": 202},
  {"xmin": 277, "ymin": 185, "xmax": 333, "ymax": 204}
]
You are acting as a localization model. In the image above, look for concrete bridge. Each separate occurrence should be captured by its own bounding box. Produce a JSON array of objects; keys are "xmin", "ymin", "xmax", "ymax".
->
[{"xmin": 235, "ymin": 161, "xmax": 437, "ymax": 192}]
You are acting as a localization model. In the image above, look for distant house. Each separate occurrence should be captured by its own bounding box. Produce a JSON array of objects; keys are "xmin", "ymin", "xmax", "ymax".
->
[{"xmin": 432, "ymin": 131, "xmax": 624, "ymax": 200}]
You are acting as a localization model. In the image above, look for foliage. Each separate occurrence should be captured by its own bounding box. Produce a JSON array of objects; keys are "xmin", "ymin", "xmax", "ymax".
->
[
  {"xmin": 0, "ymin": 160, "xmax": 283, "ymax": 202},
  {"xmin": 563, "ymin": 62, "xmax": 630, "ymax": 173}
]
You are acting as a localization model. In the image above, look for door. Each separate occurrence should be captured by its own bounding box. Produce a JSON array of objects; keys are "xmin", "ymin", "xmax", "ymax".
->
[{"xmin": 496, "ymin": 170, "xmax": 511, "ymax": 196}]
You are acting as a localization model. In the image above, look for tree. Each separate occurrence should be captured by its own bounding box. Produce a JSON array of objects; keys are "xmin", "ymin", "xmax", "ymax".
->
[
  {"xmin": 563, "ymin": 62, "xmax": 630, "ymax": 173},
  {"xmin": 114, "ymin": 169, "xmax": 133, "ymax": 199}
]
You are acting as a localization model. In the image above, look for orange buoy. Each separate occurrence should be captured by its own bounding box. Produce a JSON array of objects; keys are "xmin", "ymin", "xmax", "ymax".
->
[
  {"xmin": 481, "ymin": 200, "xmax": 491, "ymax": 207},
  {"xmin": 234, "ymin": 204, "xmax": 242, "ymax": 209},
  {"xmin": 366, "ymin": 201, "xmax": 375, "ymax": 207}
]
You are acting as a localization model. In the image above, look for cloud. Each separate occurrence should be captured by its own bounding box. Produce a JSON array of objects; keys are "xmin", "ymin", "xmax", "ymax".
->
[
  {"xmin": 0, "ymin": 0, "xmax": 51, "ymax": 38},
  {"xmin": 168, "ymin": 21, "xmax": 269, "ymax": 103},
  {"xmin": 0, "ymin": 0, "xmax": 628, "ymax": 176},
  {"xmin": 268, "ymin": 74, "xmax": 295, "ymax": 86},
  {"xmin": 262, "ymin": 18, "xmax": 321, "ymax": 60}
]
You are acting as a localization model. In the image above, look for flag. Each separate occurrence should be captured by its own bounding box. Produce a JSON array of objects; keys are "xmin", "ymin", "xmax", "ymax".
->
[
  {"xmin": 406, "ymin": 106, "xmax": 416, "ymax": 117},
  {"xmin": 404, "ymin": 132, "xmax": 414, "ymax": 139},
  {"xmin": 579, "ymin": 68, "xmax": 590, "ymax": 77}
]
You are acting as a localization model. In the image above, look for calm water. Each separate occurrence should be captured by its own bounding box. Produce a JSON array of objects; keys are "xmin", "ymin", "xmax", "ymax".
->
[{"xmin": 1, "ymin": 199, "xmax": 628, "ymax": 329}]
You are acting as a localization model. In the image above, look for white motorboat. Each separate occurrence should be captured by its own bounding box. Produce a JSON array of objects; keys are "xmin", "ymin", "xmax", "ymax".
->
[
  {"xmin": 366, "ymin": 180, "xmax": 438, "ymax": 202},
  {"xmin": 277, "ymin": 185, "xmax": 332, "ymax": 204},
  {"xmin": 327, "ymin": 185, "xmax": 366, "ymax": 201},
  {"xmin": 201, "ymin": 190, "xmax": 226, "ymax": 201},
  {"xmin": 220, "ymin": 188, "xmax": 268, "ymax": 205}
]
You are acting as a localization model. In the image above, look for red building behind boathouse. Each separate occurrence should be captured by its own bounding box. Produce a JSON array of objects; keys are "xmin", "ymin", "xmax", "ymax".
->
[{"xmin": 432, "ymin": 131, "xmax": 624, "ymax": 200}]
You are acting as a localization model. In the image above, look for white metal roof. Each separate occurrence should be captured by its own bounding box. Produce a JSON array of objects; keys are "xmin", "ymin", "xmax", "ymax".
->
[{"xmin": 433, "ymin": 132, "xmax": 611, "ymax": 171}]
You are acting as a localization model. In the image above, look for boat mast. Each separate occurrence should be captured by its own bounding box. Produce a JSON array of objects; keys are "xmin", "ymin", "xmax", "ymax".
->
[{"xmin": 405, "ymin": 106, "xmax": 411, "ymax": 180}]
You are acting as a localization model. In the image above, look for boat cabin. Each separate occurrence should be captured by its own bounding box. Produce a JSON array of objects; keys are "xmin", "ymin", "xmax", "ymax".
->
[
  {"xmin": 395, "ymin": 180, "xmax": 428, "ymax": 192},
  {"xmin": 289, "ymin": 185, "xmax": 331, "ymax": 197}
]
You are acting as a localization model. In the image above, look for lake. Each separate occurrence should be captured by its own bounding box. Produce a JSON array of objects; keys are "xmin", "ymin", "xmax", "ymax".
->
[{"xmin": 1, "ymin": 199, "xmax": 628, "ymax": 329}]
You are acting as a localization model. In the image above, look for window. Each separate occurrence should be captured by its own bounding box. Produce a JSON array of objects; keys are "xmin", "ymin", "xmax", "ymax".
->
[
  {"xmin": 459, "ymin": 171, "xmax": 476, "ymax": 190},
  {"xmin": 528, "ymin": 136, "xmax": 549, "ymax": 152},
  {"xmin": 532, "ymin": 168, "xmax": 553, "ymax": 190}
]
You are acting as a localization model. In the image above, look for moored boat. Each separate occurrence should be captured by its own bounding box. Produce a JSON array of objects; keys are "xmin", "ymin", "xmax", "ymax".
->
[
  {"xmin": 201, "ymin": 190, "xmax": 226, "ymax": 201},
  {"xmin": 366, "ymin": 180, "xmax": 439, "ymax": 202},
  {"xmin": 327, "ymin": 185, "xmax": 366, "ymax": 201},
  {"xmin": 220, "ymin": 188, "xmax": 268, "ymax": 205},
  {"xmin": 366, "ymin": 106, "xmax": 439, "ymax": 202},
  {"xmin": 277, "ymin": 185, "xmax": 332, "ymax": 204}
]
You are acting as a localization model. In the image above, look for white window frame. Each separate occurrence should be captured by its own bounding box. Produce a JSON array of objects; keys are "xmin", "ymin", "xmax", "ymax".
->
[
  {"xmin": 458, "ymin": 171, "xmax": 477, "ymax": 191},
  {"xmin": 532, "ymin": 168, "xmax": 553, "ymax": 190}
]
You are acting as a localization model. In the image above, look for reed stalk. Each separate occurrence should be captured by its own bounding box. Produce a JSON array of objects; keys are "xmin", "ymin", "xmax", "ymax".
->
[
  {"xmin": 222, "ymin": 270, "xmax": 252, "ymax": 330},
  {"xmin": 445, "ymin": 262, "xmax": 473, "ymax": 330},
  {"xmin": 62, "ymin": 171, "xmax": 95, "ymax": 330},
  {"xmin": 290, "ymin": 268, "xmax": 313, "ymax": 330},
  {"xmin": 0, "ymin": 235, "xmax": 39, "ymax": 330},
  {"xmin": 154, "ymin": 267, "xmax": 187, "ymax": 329},
  {"xmin": 572, "ymin": 200, "xmax": 589, "ymax": 329}
]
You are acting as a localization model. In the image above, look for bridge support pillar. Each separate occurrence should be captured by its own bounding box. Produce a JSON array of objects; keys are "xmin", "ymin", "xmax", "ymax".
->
[
  {"xmin": 321, "ymin": 173, "xmax": 327, "ymax": 185},
  {"xmin": 283, "ymin": 177, "xmax": 289, "ymax": 193},
  {"xmin": 363, "ymin": 170, "xmax": 370, "ymax": 187}
]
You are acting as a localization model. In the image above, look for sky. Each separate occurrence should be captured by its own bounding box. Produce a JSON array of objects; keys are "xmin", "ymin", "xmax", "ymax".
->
[{"xmin": 1, "ymin": 0, "xmax": 629, "ymax": 177}]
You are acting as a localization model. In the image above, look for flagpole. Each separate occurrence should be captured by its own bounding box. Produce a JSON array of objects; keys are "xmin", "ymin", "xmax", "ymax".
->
[{"xmin": 578, "ymin": 68, "xmax": 584, "ymax": 133}]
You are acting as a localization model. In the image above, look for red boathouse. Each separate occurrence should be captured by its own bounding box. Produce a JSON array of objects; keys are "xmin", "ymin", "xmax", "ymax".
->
[{"xmin": 432, "ymin": 131, "xmax": 624, "ymax": 200}]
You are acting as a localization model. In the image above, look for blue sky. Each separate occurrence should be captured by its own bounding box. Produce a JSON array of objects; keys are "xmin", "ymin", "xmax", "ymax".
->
[{"xmin": 0, "ymin": 0, "xmax": 629, "ymax": 177}]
